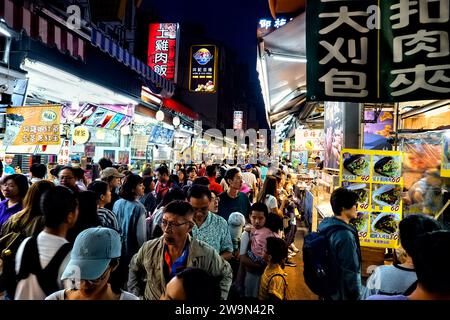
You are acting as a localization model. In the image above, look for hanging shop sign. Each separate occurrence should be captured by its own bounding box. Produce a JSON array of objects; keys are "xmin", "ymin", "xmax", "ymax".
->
[
  {"xmin": 257, "ymin": 16, "xmax": 294, "ymax": 38},
  {"xmin": 307, "ymin": 0, "xmax": 450, "ymax": 102},
  {"xmin": 441, "ymin": 131, "xmax": 450, "ymax": 177},
  {"xmin": 148, "ymin": 125, "xmax": 174, "ymax": 145},
  {"xmin": 233, "ymin": 111, "xmax": 244, "ymax": 130},
  {"xmin": 58, "ymin": 139, "xmax": 71, "ymax": 165},
  {"xmin": 61, "ymin": 103, "xmax": 133, "ymax": 130},
  {"xmin": 72, "ymin": 126, "xmax": 90, "ymax": 145},
  {"xmin": 363, "ymin": 111, "xmax": 394, "ymax": 150},
  {"xmin": 295, "ymin": 129, "xmax": 325, "ymax": 151},
  {"xmin": 189, "ymin": 45, "xmax": 218, "ymax": 93},
  {"xmin": 4, "ymin": 105, "xmax": 61, "ymax": 146},
  {"xmin": 148, "ymin": 23, "xmax": 179, "ymax": 81},
  {"xmin": 340, "ymin": 148, "xmax": 403, "ymax": 249}
]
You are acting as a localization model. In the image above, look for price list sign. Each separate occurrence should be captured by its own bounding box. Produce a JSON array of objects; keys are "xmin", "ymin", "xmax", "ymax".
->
[{"xmin": 340, "ymin": 149, "xmax": 403, "ymax": 248}]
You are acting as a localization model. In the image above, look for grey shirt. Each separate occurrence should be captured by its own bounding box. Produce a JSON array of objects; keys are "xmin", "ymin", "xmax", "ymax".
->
[{"xmin": 362, "ymin": 264, "xmax": 417, "ymax": 299}]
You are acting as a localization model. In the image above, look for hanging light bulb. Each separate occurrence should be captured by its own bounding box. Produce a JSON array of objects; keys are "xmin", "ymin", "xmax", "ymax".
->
[
  {"xmin": 173, "ymin": 116, "xmax": 180, "ymax": 127},
  {"xmin": 156, "ymin": 110, "xmax": 164, "ymax": 122}
]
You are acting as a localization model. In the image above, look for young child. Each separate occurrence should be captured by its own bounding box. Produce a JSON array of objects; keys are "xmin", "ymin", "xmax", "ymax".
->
[
  {"xmin": 258, "ymin": 237, "xmax": 289, "ymax": 301},
  {"xmin": 246, "ymin": 203, "xmax": 282, "ymax": 266}
]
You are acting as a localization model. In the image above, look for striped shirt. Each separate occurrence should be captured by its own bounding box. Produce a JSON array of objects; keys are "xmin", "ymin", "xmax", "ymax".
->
[{"xmin": 97, "ymin": 207, "xmax": 120, "ymax": 233}]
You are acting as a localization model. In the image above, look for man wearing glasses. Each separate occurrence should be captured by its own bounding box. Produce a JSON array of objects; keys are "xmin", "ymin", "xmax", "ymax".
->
[
  {"xmin": 58, "ymin": 167, "xmax": 80, "ymax": 193},
  {"xmin": 188, "ymin": 185, "xmax": 233, "ymax": 261},
  {"xmin": 128, "ymin": 200, "xmax": 232, "ymax": 300}
]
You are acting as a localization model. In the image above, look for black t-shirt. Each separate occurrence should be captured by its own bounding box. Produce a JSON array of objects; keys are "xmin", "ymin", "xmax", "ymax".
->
[{"xmin": 217, "ymin": 191, "xmax": 251, "ymax": 221}]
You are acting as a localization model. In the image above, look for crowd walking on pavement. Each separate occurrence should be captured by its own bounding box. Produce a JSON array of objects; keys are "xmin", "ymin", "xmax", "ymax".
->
[{"xmin": 0, "ymin": 158, "xmax": 449, "ymax": 301}]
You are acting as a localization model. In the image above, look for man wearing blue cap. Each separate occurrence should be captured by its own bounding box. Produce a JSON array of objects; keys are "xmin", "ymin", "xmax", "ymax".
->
[{"xmin": 46, "ymin": 227, "xmax": 138, "ymax": 300}]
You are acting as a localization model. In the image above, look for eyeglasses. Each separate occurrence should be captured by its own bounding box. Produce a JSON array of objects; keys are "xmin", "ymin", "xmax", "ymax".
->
[
  {"xmin": 60, "ymin": 176, "xmax": 75, "ymax": 180},
  {"xmin": 161, "ymin": 219, "xmax": 192, "ymax": 230}
]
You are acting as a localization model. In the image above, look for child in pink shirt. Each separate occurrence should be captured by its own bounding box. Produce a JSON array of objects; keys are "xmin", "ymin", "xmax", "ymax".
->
[{"xmin": 247, "ymin": 204, "xmax": 282, "ymax": 266}]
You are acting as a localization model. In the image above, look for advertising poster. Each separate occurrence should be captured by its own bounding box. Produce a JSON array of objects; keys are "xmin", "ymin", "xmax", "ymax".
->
[
  {"xmin": 189, "ymin": 45, "xmax": 218, "ymax": 93},
  {"xmin": 442, "ymin": 131, "xmax": 450, "ymax": 178},
  {"xmin": 103, "ymin": 150, "xmax": 116, "ymax": 162},
  {"xmin": 363, "ymin": 111, "xmax": 394, "ymax": 150},
  {"xmin": 84, "ymin": 143, "xmax": 96, "ymax": 158},
  {"xmin": 324, "ymin": 101, "xmax": 344, "ymax": 169},
  {"xmin": 118, "ymin": 151, "xmax": 130, "ymax": 165},
  {"xmin": 340, "ymin": 149, "xmax": 403, "ymax": 248},
  {"xmin": 233, "ymin": 111, "xmax": 244, "ymax": 130},
  {"xmin": 148, "ymin": 125, "xmax": 174, "ymax": 145},
  {"xmin": 5, "ymin": 105, "xmax": 61, "ymax": 146}
]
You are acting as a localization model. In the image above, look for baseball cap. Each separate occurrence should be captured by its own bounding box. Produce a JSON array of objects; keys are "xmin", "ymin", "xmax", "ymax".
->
[
  {"xmin": 100, "ymin": 167, "xmax": 125, "ymax": 179},
  {"xmin": 61, "ymin": 227, "xmax": 122, "ymax": 281},
  {"xmin": 244, "ymin": 164, "xmax": 253, "ymax": 170}
]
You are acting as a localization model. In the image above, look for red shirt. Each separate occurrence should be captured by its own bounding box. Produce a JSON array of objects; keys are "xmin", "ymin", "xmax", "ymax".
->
[{"xmin": 208, "ymin": 177, "xmax": 223, "ymax": 194}]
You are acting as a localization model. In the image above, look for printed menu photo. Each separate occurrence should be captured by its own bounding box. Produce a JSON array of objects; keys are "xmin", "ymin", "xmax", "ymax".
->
[
  {"xmin": 341, "ymin": 152, "xmax": 371, "ymax": 182},
  {"xmin": 372, "ymin": 155, "xmax": 402, "ymax": 183}
]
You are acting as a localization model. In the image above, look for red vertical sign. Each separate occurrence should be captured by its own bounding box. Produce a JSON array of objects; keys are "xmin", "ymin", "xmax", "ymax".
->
[{"xmin": 148, "ymin": 23, "xmax": 178, "ymax": 81}]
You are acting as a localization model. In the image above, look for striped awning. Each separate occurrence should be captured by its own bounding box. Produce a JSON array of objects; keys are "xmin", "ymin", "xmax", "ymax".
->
[
  {"xmin": 91, "ymin": 28, "xmax": 175, "ymax": 97},
  {"xmin": 0, "ymin": 0, "xmax": 86, "ymax": 61}
]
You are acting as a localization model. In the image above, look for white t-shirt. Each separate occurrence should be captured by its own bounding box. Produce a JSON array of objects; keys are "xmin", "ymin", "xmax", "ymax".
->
[
  {"xmin": 15, "ymin": 232, "xmax": 71, "ymax": 300},
  {"xmin": 264, "ymin": 195, "xmax": 278, "ymax": 211},
  {"xmin": 45, "ymin": 289, "xmax": 140, "ymax": 300},
  {"xmin": 242, "ymin": 172, "xmax": 257, "ymax": 190}
]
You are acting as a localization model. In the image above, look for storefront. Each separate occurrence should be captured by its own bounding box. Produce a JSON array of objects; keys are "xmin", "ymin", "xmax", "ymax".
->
[{"xmin": 0, "ymin": 0, "xmax": 177, "ymax": 176}]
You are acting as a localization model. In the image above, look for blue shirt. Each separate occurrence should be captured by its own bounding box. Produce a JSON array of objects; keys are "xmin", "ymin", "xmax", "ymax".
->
[
  {"xmin": 192, "ymin": 212, "xmax": 233, "ymax": 255},
  {"xmin": 112, "ymin": 199, "xmax": 147, "ymax": 261},
  {"xmin": 0, "ymin": 199, "xmax": 23, "ymax": 230}
]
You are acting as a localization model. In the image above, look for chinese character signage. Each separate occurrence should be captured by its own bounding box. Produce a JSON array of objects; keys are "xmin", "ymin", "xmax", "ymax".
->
[
  {"xmin": 233, "ymin": 111, "xmax": 244, "ymax": 130},
  {"xmin": 340, "ymin": 148, "xmax": 404, "ymax": 248},
  {"xmin": 5, "ymin": 106, "xmax": 61, "ymax": 146},
  {"xmin": 442, "ymin": 131, "xmax": 450, "ymax": 177},
  {"xmin": 72, "ymin": 126, "xmax": 90, "ymax": 145},
  {"xmin": 294, "ymin": 129, "xmax": 325, "ymax": 151},
  {"xmin": 58, "ymin": 139, "xmax": 71, "ymax": 165},
  {"xmin": 257, "ymin": 17, "xmax": 293, "ymax": 37},
  {"xmin": 148, "ymin": 23, "xmax": 179, "ymax": 81},
  {"xmin": 189, "ymin": 45, "xmax": 218, "ymax": 93},
  {"xmin": 307, "ymin": 0, "xmax": 450, "ymax": 102}
]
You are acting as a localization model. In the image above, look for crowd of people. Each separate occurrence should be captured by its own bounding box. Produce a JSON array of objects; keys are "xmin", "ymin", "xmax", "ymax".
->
[
  {"xmin": 0, "ymin": 157, "xmax": 449, "ymax": 301},
  {"xmin": 0, "ymin": 158, "xmax": 302, "ymax": 301}
]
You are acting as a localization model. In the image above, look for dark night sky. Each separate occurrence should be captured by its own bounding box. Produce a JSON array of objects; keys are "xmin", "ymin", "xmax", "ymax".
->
[{"xmin": 140, "ymin": 0, "xmax": 272, "ymax": 128}]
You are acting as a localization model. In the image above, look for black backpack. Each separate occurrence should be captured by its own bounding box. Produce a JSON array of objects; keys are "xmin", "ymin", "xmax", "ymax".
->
[
  {"xmin": 16, "ymin": 237, "xmax": 72, "ymax": 297},
  {"xmin": 302, "ymin": 225, "xmax": 357, "ymax": 298}
]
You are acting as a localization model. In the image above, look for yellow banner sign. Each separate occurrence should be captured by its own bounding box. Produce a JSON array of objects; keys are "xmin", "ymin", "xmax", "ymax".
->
[
  {"xmin": 5, "ymin": 106, "xmax": 61, "ymax": 146},
  {"xmin": 340, "ymin": 149, "xmax": 404, "ymax": 249},
  {"xmin": 442, "ymin": 131, "xmax": 450, "ymax": 178}
]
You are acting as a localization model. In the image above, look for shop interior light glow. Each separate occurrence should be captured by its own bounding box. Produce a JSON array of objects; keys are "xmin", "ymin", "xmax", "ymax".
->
[{"xmin": 424, "ymin": 105, "xmax": 449, "ymax": 118}]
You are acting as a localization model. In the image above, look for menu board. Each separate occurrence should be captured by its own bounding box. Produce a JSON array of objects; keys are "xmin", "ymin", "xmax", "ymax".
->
[
  {"xmin": 442, "ymin": 132, "xmax": 450, "ymax": 178},
  {"xmin": 340, "ymin": 148, "xmax": 403, "ymax": 249}
]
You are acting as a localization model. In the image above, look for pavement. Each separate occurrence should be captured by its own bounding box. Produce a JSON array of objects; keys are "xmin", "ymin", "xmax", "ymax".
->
[{"xmin": 284, "ymin": 227, "xmax": 318, "ymax": 300}]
